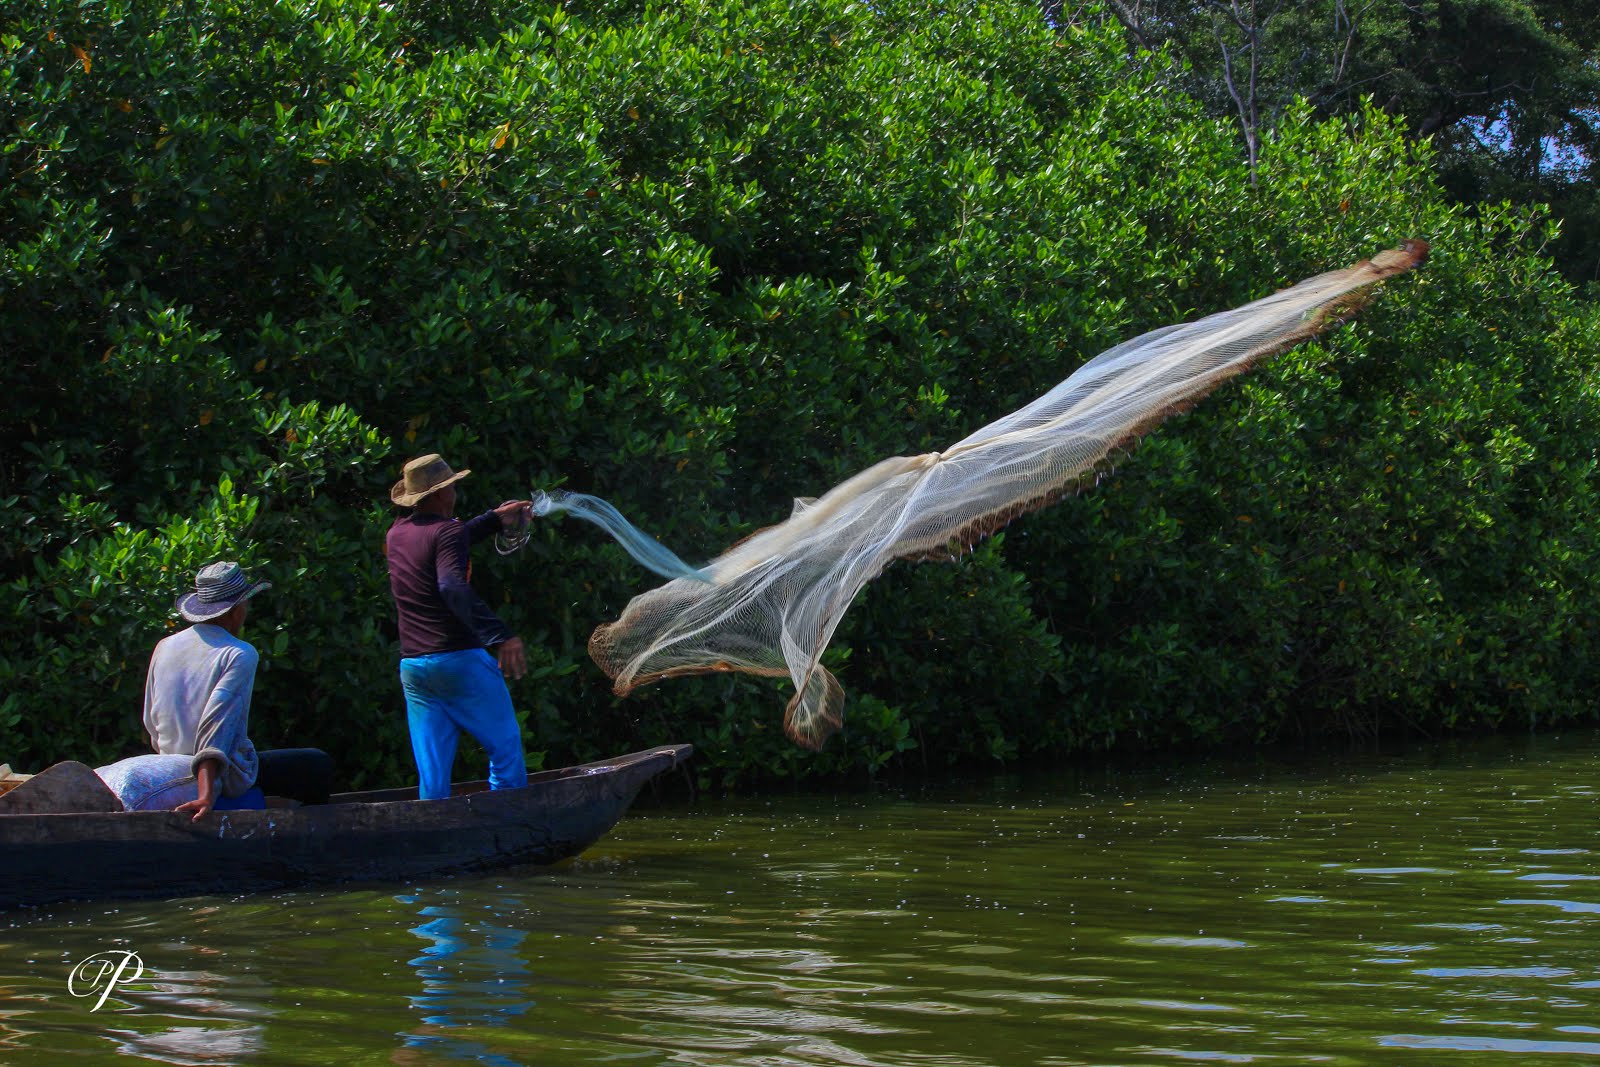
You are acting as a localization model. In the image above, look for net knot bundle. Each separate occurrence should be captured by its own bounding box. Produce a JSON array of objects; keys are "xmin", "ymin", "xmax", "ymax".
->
[{"xmin": 590, "ymin": 242, "xmax": 1429, "ymax": 750}]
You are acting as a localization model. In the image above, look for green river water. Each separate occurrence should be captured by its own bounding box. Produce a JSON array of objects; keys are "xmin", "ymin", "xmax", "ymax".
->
[{"xmin": 3, "ymin": 729, "xmax": 1599, "ymax": 1066}]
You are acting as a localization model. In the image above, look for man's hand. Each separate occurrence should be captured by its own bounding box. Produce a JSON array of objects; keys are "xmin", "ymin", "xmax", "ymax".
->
[
  {"xmin": 496, "ymin": 636, "xmax": 527, "ymax": 680},
  {"xmin": 176, "ymin": 759, "xmax": 221, "ymax": 822},
  {"xmin": 494, "ymin": 499, "xmax": 533, "ymax": 530}
]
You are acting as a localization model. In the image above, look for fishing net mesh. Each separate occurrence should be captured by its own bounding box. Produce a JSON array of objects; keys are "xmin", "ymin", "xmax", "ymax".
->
[{"xmin": 590, "ymin": 242, "xmax": 1428, "ymax": 749}]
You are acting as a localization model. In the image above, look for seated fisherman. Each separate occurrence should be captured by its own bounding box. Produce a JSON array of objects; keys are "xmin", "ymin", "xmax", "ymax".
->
[{"xmin": 121, "ymin": 561, "xmax": 333, "ymax": 819}]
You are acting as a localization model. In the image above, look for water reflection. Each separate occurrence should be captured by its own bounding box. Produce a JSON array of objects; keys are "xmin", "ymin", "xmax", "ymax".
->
[
  {"xmin": 6, "ymin": 940, "xmax": 269, "ymax": 1064},
  {"xmin": 2, "ymin": 730, "xmax": 1599, "ymax": 1065},
  {"xmin": 1380, "ymin": 1032, "xmax": 1600, "ymax": 1055},
  {"xmin": 396, "ymin": 899, "xmax": 532, "ymax": 1066},
  {"xmin": 109, "ymin": 1018, "xmax": 265, "ymax": 1066}
]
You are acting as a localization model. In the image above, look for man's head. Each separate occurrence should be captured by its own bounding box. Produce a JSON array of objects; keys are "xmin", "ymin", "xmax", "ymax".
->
[
  {"xmin": 391, "ymin": 454, "xmax": 470, "ymax": 515},
  {"xmin": 177, "ymin": 561, "xmax": 270, "ymax": 633},
  {"xmin": 215, "ymin": 598, "xmax": 250, "ymax": 636}
]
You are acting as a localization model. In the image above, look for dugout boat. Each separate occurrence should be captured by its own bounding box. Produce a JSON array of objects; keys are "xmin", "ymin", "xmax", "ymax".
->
[{"xmin": 0, "ymin": 744, "xmax": 691, "ymax": 910}]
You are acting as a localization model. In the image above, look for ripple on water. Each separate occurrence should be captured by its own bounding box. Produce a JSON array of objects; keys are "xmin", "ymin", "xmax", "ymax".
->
[
  {"xmin": 1501, "ymin": 897, "xmax": 1600, "ymax": 914},
  {"xmin": 1123, "ymin": 1047, "xmax": 1256, "ymax": 1063},
  {"xmin": 6, "ymin": 730, "xmax": 1600, "ymax": 1065},
  {"xmin": 1413, "ymin": 967, "xmax": 1576, "ymax": 979},
  {"xmin": 1122, "ymin": 935, "xmax": 1252, "ymax": 950},
  {"xmin": 1380, "ymin": 1033, "xmax": 1600, "ymax": 1055}
]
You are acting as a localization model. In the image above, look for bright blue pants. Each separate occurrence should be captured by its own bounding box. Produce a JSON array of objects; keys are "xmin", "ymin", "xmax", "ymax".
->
[{"xmin": 399, "ymin": 648, "xmax": 528, "ymax": 801}]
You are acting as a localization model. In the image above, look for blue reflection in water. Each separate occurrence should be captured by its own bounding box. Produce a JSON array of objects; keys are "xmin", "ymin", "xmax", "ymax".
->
[{"xmin": 400, "ymin": 902, "xmax": 532, "ymax": 1066}]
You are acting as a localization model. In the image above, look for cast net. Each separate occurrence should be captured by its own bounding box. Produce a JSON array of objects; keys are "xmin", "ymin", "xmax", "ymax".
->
[{"xmin": 589, "ymin": 241, "xmax": 1429, "ymax": 749}]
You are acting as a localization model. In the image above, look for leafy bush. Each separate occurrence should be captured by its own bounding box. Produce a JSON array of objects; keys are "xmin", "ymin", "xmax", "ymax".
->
[{"xmin": 3, "ymin": 0, "xmax": 1597, "ymax": 789}]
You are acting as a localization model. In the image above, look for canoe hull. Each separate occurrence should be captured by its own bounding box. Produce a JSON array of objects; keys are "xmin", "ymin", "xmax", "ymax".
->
[{"xmin": 0, "ymin": 744, "xmax": 690, "ymax": 909}]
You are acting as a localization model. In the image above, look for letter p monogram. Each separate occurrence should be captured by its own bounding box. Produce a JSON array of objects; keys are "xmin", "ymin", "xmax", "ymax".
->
[{"xmin": 68, "ymin": 949, "xmax": 144, "ymax": 1011}]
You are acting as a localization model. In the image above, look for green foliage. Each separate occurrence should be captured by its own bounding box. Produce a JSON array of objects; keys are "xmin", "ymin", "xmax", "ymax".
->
[
  {"xmin": 1082, "ymin": 0, "xmax": 1600, "ymax": 281},
  {"xmin": 2, "ymin": 0, "xmax": 1598, "ymax": 789}
]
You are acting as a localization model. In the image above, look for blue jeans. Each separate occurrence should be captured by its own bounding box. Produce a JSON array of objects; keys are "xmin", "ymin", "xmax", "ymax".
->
[
  {"xmin": 399, "ymin": 648, "xmax": 528, "ymax": 801},
  {"xmin": 214, "ymin": 786, "xmax": 266, "ymax": 810}
]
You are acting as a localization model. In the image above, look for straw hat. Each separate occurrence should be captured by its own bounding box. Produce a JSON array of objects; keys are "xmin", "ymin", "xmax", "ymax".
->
[
  {"xmin": 177, "ymin": 561, "xmax": 271, "ymax": 623},
  {"xmin": 390, "ymin": 454, "xmax": 471, "ymax": 507}
]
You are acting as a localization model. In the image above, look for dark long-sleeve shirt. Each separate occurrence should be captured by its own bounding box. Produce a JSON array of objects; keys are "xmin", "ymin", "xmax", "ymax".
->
[{"xmin": 385, "ymin": 510, "xmax": 514, "ymax": 658}]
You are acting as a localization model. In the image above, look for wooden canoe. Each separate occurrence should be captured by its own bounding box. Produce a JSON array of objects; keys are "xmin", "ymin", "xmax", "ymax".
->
[{"xmin": 0, "ymin": 744, "xmax": 691, "ymax": 910}]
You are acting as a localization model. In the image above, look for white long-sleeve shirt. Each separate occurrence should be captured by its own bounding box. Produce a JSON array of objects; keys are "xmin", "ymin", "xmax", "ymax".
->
[{"xmin": 142, "ymin": 624, "xmax": 261, "ymax": 796}]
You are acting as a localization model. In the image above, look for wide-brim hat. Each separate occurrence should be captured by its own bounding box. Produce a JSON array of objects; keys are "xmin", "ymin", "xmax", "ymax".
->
[
  {"xmin": 391, "ymin": 453, "xmax": 471, "ymax": 507},
  {"xmin": 176, "ymin": 561, "xmax": 271, "ymax": 623}
]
